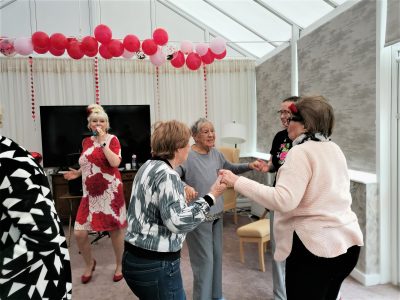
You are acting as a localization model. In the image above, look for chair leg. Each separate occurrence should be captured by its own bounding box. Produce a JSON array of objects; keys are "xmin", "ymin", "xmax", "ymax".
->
[
  {"xmin": 239, "ymin": 239, "xmax": 245, "ymax": 263},
  {"xmin": 233, "ymin": 208, "xmax": 238, "ymax": 225},
  {"xmin": 258, "ymin": 240, "xmax": 265, "ymax": 272}
]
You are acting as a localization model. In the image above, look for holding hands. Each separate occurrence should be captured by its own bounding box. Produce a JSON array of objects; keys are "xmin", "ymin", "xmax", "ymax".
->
[
  {"xmin": 248, "ymin": 159, "xmax": 269, "ymax": 172},
  {"xmin": 219, "ymin": 170, "xmax": 239, "ymax": 188}
]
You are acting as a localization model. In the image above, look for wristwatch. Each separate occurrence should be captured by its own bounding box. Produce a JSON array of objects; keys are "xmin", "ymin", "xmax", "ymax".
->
[{"xmin": 101, "ymin": 142, "xmax": 106, "ymax": 148}]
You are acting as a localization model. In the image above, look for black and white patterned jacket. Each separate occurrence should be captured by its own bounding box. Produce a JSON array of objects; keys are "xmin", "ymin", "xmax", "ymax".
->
[{"xmin": 0, "ymin": 136, "xmax": 72, "ymax": 300}]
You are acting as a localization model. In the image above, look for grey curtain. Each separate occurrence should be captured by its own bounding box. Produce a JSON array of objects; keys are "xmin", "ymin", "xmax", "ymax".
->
[{"xmin": 385, "ymin": 0, "xmax": 400, "ymax": 46}]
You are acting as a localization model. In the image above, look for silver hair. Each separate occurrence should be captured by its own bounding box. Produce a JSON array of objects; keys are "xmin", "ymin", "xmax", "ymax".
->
[{"xmin": 190, "ymin": 118, "xmax": 212, "ymax": 136}]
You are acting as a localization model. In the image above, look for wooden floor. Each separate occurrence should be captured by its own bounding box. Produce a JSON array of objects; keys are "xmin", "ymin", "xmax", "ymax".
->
[{"xmin": 65, "ymin": 212, "xmax": 400, "ymax": 300}]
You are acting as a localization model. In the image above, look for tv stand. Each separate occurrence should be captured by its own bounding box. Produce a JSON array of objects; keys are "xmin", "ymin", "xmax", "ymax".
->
[{"xmin": 51, "ymin": 170, "xmax": 136, "ymax": 223}]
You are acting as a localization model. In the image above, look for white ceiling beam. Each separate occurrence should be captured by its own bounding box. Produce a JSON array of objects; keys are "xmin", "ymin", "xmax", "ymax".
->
[
  {"xmin": 158, "ymin": 0, "xmax": 258, "ymax": 59},
  {"xmin": 0, "ymin": 0, "xmax": 17, "ymax": 10},
  {"xmin": 202, "ymin": 0, "xmax": 278, "ymax": 48},
  {"xmin": 323, "ymin": 0, "xmax": 339, "ymax": 8},
  {"xmin": 253, "ymin": 0, "xmax": 303, "ymax": 30}
]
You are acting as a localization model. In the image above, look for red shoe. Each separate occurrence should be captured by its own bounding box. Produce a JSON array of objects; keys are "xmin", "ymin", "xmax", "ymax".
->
[
  {"xmin": 113, "ymin": 273, "xmax": 123, "ymax": 282},
  {"xmin": 81, "ymin": 259, "xmax": 96, "ymax": 284}
]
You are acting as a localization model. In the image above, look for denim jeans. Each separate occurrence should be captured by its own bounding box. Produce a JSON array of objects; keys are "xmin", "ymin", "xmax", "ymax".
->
[{"xmin": 122, "ymin": 251, "xmax": 186, "ymax": 300}]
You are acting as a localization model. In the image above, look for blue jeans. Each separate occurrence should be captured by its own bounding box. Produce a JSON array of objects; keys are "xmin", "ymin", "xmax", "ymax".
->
[{"xmin": 122, "ymin": 251, "xmax": 186, "ymax": 300}]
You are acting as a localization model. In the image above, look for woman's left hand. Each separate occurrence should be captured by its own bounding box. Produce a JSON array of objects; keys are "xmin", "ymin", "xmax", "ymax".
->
[{"xmin": 219, "ymin": 169, "xmax": 239, "ymax": 188}]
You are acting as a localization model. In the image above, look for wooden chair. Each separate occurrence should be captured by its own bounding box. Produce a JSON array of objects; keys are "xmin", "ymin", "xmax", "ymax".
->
[
  {"xmin": 236, "ymin": 218, "xmax": 270, "ymax": 272},
  {"xmin": 218, "ymin": 146, "xmax": 240, "ymax": 224}
]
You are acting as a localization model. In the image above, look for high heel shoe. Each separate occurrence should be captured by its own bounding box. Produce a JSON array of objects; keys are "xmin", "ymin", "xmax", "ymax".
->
[
  {"xmin": 81, "ymin": 259, "xmax": 96, "ymax": 284},
  {"xmin": 113, "ymin": 272, "xmax": 123, "ymax": 282}
]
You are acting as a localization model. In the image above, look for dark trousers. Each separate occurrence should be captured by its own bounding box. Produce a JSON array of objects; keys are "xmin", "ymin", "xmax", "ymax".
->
[{"xmin": 286, "ymin": 232, "xmax": 360, "ymax": 300}]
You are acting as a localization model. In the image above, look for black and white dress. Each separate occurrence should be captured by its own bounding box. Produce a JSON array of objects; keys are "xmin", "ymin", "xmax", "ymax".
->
[{"xmin": 0, "ymin": 136, "xmax": 72, "ymax": 299}]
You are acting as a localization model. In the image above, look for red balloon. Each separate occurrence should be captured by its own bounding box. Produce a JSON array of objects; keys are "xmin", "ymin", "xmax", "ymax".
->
[
  {"xmin": 186, "ymin": 52, "xmax": 202, "ymax": 71},
  {"xmin": 201, "ymin": 49, "xmax": 214, "ymax": 64},
  {"xmin": 49, "ymin": 46, "xmax": 65, "ymax": 56},
  {"xmin": 85, "ymin": 47, "xmax": 98, "ymax": 57},
  {"xmin": 34, "ymin": 45, "xmax": 49, "ymax": 54},
  {"xmin": 152, "ymin": 28, "xmax": 168, "ymax": 46},
  {"xmin": 213, "ymin": 49, "xmax": 226, "ymax": 60},
  {"xmin": 94, "ymin": 24, "xmax": 112, "ymax": 44},
  {"xmin": 67, "ymin": 41, "xmax": 84, "ymax": 59},
  {"xmin": 141, "ymin": 39, "xmax": 157, "ymax": 56},
  {"xmin": 123, "ymin": 34, "xmax": 140, "ymax": 52},
  {"xmin": 81, "ymin": 36, "xmax": 98, "ymax": 54},
  {"xmin": 50, "ymin": 33, "xmax": 67, "ymax": 50},
  {"xmin": 99, "ymin": 43, "xmax": 112, "ymax": 59},
  {"xmin": 107, "ymin": 39, "xmax": 124, "ymax": 57},
  {"xmin": 170, "ymin": 51, "xmax": 185, "ymax": 68},
  {"xmin": 32, "ymin": 31, "xmax": 49, "ymax": 49}
]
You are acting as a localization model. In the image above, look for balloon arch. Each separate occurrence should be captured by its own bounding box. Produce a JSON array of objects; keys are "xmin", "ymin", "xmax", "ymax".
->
[{"xmin": 0, "ymin": 25, "xmax": 227, "ymax": 71}]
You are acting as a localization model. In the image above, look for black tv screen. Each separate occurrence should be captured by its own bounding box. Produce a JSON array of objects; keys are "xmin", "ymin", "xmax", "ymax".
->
[{"xmin": 40, "ymin": 105, "xmax": 151, "ymax": 169}]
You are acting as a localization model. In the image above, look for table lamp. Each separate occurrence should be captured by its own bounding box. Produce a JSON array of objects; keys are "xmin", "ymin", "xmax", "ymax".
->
[{"xmin": 221, "ymin": 121, "xmax": 246, "ymax": 148}]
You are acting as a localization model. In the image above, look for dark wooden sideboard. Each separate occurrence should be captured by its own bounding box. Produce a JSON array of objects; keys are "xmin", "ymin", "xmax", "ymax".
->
[{"xmin": 51, "ymin": 170, "xmax": 136, "ymax": 223}]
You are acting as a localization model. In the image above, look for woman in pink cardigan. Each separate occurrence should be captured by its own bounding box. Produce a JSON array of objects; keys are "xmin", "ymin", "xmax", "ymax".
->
[{"xmin": 221, "ymin": 96, "xmax": 363, "ymax": 300}]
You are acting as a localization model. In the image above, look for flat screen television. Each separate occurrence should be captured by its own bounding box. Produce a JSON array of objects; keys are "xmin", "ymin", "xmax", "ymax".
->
[{"xmin": 40, "ymin": 105, "xmax": 151, "ymax": 169}]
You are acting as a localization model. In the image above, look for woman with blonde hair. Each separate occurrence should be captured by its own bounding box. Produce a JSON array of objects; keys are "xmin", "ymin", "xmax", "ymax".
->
[{"xmin": 64, "ymin": 104, "xmax": 126, "ymax": 284}]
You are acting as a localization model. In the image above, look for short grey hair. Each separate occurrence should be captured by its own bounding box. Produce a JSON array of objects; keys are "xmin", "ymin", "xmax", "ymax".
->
[{"xmin": 190, "ymin": 118, "xmax": 212, "ymax": 136}]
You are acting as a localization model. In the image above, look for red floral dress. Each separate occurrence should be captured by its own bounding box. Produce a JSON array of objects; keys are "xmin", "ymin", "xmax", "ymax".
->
[{"xmin": 74, "ymin": 134, "xmax": 127, "ymax": 231}]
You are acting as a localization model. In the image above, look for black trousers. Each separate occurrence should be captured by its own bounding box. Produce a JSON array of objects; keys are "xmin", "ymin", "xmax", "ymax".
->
[{"xmin": 286, "ymin": 232, "xmax": 360, "ymax": 300}]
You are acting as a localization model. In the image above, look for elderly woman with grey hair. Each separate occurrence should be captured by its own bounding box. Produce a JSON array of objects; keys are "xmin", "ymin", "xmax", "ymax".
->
[{"xmin": 176, "ymin": 118, "xmax": 262, "ymax": 300}]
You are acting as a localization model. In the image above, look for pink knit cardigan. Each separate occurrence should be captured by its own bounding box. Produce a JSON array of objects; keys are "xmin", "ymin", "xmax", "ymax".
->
[{"xmin": 235, "ymin": 141, "xmax": 363, "ymax": 261}]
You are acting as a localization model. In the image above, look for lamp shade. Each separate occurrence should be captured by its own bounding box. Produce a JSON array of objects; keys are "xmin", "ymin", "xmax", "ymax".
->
[{"xmin": 221, "ymin": 122, "xmax": 246, "ymax": 145}]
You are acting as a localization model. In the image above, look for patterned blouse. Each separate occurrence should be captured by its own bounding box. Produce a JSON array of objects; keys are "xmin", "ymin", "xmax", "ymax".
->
[
  {"xmin": 125, "ymin": 159, "xmax": 211, "ymax": 253},
  {"xmin": 0, "ymin": 136, "xmax": 72, "ymax": 300}
]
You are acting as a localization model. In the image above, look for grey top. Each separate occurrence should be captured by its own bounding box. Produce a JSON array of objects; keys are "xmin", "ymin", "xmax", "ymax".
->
[{"xmin": 176, "ymin": 147, "xmax": 251, "ymax": 217}]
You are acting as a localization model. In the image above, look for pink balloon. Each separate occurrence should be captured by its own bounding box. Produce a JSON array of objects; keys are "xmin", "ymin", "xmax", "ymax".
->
[
  {"xmin": 186, "ymin": 52, "xmax": 202, "ymax": 71},
  {"xmin": 195, "ymin": 43, "xmax": 208, "ymax": 56},
  {"xmin": 180, "ymin": 40, "xmax": 193, "ymax": 54},
  {"xmin": 210, "ymin": 37, "xmax": 226, "ymax": 55},
  {"xmin": 153, "ymin": 28, "xmax": 168, "ymax": 46},
  {"xmin": 14, "ymin": 37, "xmax": 33, "ymax": 55},
  {"xmin": 122, "ymin": 49, "xmax": 135, "ymax": 59},
  {"xmin": 170, "ymin": 51, "xmax": 185, "ymax": 68},
  {"xmin": 150, "ymin": 47, "xmax": 166, "ymax": 67}
]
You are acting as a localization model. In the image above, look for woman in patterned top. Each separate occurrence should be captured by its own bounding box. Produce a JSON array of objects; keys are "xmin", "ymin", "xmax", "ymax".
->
[
  {"xmin": 0, "ymin": 106, "xmax": 72, "ymax": 299},
  {"xmin": 123, "ymin": 120, "xmax": 226, "ymax": 300},
  {"xmin": 64, "ymin": 104, "xmax": 126, "ymax": 284}
]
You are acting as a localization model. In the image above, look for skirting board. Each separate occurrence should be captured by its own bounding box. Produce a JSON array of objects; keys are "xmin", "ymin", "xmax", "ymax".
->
[{"xmin": 351, "ymin": 268, "xmax": 381, "ymax": 286}]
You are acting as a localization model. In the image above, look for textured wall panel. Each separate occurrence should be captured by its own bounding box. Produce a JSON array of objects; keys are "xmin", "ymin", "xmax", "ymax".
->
[{"xmin": 298, "ymin": 0, "xmax": 376, "ymax": 172}]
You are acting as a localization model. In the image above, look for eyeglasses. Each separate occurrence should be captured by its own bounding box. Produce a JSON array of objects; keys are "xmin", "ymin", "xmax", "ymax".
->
[
  {"xmin": 277, "ymin": 110, "xmax": 291, "ymax": 115},
  {"xmin": 287, "ymin": 116, "xmax": 303, "ymax": 123}
]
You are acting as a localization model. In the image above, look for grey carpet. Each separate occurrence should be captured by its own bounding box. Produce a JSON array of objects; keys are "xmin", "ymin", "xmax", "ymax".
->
[{"xmin": 67, "ymin": 212, "xmax": 399, "ymax": 300}]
